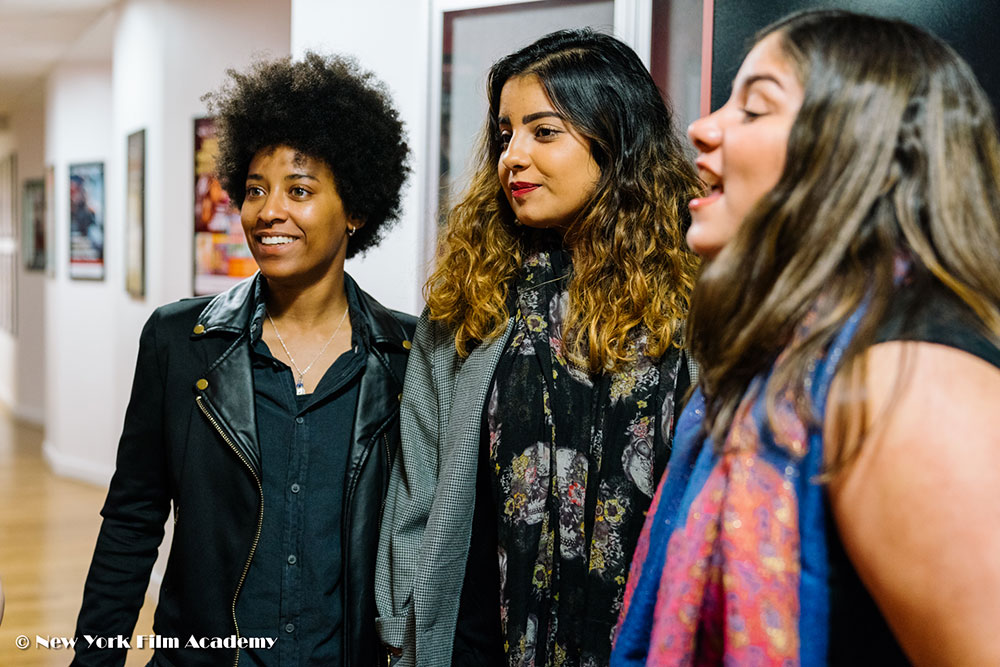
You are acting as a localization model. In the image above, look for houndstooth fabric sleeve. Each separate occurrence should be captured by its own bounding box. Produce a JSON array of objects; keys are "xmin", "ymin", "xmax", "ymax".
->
[
  {"xmin": 376, "ymin": 309, "xmax": 515, "ymax": 666},
  {"xmin": 376, "ymin": 309, "xmax": 451, "ymax": 665}
]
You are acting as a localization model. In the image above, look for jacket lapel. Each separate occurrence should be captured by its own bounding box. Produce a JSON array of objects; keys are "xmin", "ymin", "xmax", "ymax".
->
[
  {"xmin": 347, "ymin": 273, "xmax": 409, "ymax": 466},
  {"xmin": 191, "ymin": 275, "xmax": 262, "ymax": 476},
  {"xmin": 197, "ymin": 336, "xmax": 261, "ymax": 476}
]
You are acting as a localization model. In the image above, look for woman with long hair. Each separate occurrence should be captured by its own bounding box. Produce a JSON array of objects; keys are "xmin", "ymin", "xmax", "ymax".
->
[
  {"xmin": 614, "ymin": 10, "xmax": 1000, "ymax": 665},
  {"xmin": 377, "ymin": 28, "xmax": 701, "ymax": 666}
]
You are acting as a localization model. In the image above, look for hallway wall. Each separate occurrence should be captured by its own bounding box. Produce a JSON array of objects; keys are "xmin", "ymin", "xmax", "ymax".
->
[
  {"xmin": 43, "ymin": 0, "xmax": 292, "ymax": 484},
  {"xmin": 9, "ymin": 89, "xmax": 47, "ymax": 426},
  {"xmin": 0, "ymin": 88, "xmax": 47, "ymax": 426},
  {"xmin": 43, "ymin": 61, "xmax": 117, "ymax": 480},
  {"xmin": 292, "ymin": 0, "xmax": 431, "ymax": 315}
]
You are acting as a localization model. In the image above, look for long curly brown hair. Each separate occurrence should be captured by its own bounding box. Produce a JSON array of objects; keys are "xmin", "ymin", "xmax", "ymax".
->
[{"xmin": 426, "ymin": 29, "xmax": 702, "ymax": 372}]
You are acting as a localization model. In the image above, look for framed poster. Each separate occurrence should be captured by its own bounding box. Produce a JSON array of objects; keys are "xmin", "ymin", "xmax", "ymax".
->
[
  {"xmin": 439, "ymin": 1, "xmax": 613, "ymax": 204},
  {"xmin": 44, "ymin": 165, "xmax": 55, "ymax": 277},
  {"xmin": 126, "ymin": 129, "xmax": 146, "ymax": 298},
  {"xmin": 22, "ymin": 178, "xmax": 45, "ymax": 271},
  {"xmin": 193, "ymin": 117, "xmax": 255, "ymax": 296},
  {"xmin": 69, "ymin": 161, "xmax": 105, "ymax": 280},
  {"xmin": 427, "ymin": 0, "xmax": 614, "ymax": 267}
]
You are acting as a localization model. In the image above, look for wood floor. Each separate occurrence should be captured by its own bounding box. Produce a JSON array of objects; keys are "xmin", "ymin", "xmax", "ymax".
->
[{"xmin": 0, "ymin": 406, "xmax": 155, "ymax": 666}]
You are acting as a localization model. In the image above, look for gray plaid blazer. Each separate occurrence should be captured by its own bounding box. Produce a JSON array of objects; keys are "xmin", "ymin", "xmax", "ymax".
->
[{"xmin": 375, "ymin": 309, "xmax": 515, "ymax": 667}]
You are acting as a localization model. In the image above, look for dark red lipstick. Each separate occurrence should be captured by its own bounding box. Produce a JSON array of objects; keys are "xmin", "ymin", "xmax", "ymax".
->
[{"xmin": 509, "ymin": 181, "xmax": 540, "ymax": 198}]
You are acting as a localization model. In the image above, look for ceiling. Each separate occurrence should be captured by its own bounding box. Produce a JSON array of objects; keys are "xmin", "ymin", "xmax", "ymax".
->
[{"xmin": 0, "ymin": 0, "xmax": 120, "ymax": 122}]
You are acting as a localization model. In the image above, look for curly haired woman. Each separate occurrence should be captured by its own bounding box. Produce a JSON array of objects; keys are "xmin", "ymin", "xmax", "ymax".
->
[
  {"xmin": 376, "ymin": 29, "xmax": 701, "ymax": 667},
  {"xmin": 73, "ymin": 52, "xmax": 414, "ymax": 666}
]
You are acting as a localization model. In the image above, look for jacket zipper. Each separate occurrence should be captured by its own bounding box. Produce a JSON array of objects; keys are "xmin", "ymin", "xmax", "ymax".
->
[
  {"xmin": 196, "ymin": 395, "xmax": 263, "ymax": 667},
  {"xmin": 379, "ymin": 432, "xmax": 391, "ymax": 525}
]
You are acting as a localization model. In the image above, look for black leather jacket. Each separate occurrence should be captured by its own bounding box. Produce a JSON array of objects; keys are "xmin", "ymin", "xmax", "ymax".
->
[{"xmin": 73, "ymin": 274, "xmax": 415, "ymax": 667}]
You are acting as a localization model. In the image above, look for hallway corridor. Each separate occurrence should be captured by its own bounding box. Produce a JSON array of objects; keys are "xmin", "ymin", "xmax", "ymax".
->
[{"xmin": 0, "ymin": 407, "xmax": 154, "ymax": 666}]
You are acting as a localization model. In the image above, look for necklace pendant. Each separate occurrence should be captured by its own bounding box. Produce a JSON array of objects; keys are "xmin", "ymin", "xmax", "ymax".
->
[{"xmin": 295, "ymin": 380, "xmax": 306, "ymax": 396}]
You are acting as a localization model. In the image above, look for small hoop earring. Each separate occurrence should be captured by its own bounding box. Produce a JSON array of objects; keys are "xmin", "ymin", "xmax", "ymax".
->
[{"xmin": 347, "ymin": 225, "xmax": 357, "ymax": 237}]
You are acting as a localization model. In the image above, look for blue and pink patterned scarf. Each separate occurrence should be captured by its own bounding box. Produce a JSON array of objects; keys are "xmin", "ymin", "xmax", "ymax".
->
[{"xmin": 611, "ymin": 305, "xmax": 865, "ymax": 666}]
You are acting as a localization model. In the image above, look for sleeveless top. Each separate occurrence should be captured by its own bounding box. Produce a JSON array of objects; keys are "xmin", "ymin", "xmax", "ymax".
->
[
  {"xmin": 612, "ymin": 279, "xmax": 1000, "ymax": 666},
  {"xmin": 829, "ymin": 279, "xmax": 1000, "ymax": 664}
]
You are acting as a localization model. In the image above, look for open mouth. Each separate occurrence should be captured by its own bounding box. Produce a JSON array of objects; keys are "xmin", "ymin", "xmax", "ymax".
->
[{"xmin": 689, "ymin": 183, "xmax": 723, "ymax": 211}]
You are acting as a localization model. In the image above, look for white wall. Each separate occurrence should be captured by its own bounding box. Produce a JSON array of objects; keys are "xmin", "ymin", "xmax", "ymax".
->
[
  {"xmin": 37, "ymin": 0, "xmax": 672, "ymax": 481},
  {"xmin": 289, "ymin": 0, "xmax": 648, "ymax": 315},
  {"xmin": 108, "ymin": 0, "xmax": 166, "ymax": 435},
  {"xmin": 7, "ymin": 88, "xmax": 48, "ymax": 425},
  {"xmin": 291, "ymin": 0, "xmax": 432, "ymax": 315},
  {"xmin": 40, "ymin": 0, "xmax": 290, "ymax": 595},
  {"xmin": 0, "ymin": 130, "xmax": 14, "ymax": 416},
  {"xmin": 107, "ymin": 0, "xmax": 293, "ymax": 462},
  {"xmin": 44, "ymin": 0, "xmax": 291, "ymax": 485},
  {"xmin": 43, "ymin": 62, "xmax": 117, "ymax": 480}
]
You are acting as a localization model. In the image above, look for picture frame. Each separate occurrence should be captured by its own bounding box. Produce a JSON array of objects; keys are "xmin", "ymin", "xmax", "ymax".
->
[
  {"xmin": 68, "ymin": 161, "xmax": 105, "ymax": 281},
  {"xmin": 437, "ymin": 0, "xmax": 614, "ymax": 222},
  {"xmin": 193, "ymin": 117, "xmax": 255, "ymax": 296},
  {"xmin": 44, "ymin": 165, "xmax": 55, "ymax": 278},
  {"xmin": 126, "ymin": 130, "xmax": 146, "ymax": 298},
  {"xmin": 22, "ymin": 178, "xmax": 45, "ymax": 271}
]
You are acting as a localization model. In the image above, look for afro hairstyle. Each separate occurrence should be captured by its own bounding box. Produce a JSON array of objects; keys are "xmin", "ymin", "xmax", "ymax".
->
[{"xmin": 204, "ymin": 51, "xmax": 409, "ymax": 258}]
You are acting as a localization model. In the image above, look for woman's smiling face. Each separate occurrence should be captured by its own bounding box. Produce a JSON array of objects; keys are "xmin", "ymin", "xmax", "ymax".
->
[
  {"xmin": 496, "ymin": 74, "xmax": 601, "ymax": 232},
  {"xmin": 241, "ymin": 145, "xmax": 359, "ymax": 288},
  {"xmin": 686, "ymin": 32, "xmax": 805, "ymax": 259}
]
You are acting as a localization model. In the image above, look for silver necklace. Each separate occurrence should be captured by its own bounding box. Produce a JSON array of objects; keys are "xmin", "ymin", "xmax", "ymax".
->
[{"xmin": 266, "ymin": 305, "xmax": 349, "ymax": 395}]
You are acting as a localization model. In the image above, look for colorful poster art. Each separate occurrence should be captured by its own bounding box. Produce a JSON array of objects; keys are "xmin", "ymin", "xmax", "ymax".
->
[
  {"xmin": 22, "ymin": 179, "xmax": 45, "ymax": 271},
  {"xmin": 69, "ymin": 162, "xmax": 105, "ymax": 280},
  {"xmin": 126, "ymin": 129, "xmax": 146, "ymax": 298},
  {"xmin": 193, "ymin": 117, "xmax": 256, "ymax": 295}
]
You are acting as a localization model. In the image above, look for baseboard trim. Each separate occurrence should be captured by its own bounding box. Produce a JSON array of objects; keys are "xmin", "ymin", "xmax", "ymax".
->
[
  {"xmin": 13, "ymin": 402, "xmax": 44, "ymax": 426},
  {"xmin": 0, "ymin": 387, "xmax": 13, "ymax": 413},
  {"xmin": 42, "ymin": 439, "xmax": 114, "ymax": 487}
]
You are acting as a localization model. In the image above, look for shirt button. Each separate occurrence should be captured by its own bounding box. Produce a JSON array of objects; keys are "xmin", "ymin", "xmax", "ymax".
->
[
  {"xmin": 290, "ymin": 483, "xmax": 300, "ymax": 493},
  {"xmin": 295, "ymin": 417, "xmax": 304, "ymax": 424},
  {"xmin": 287, "ymin": 554, "xmax": 297, "ymax": 565},
  {"xmin": 285, "ymin": 623, "xmax": 295, "ymax": 634}
]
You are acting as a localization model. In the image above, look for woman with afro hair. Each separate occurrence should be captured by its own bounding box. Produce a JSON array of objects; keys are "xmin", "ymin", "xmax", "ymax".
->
[{"xmin": 73, "ymin": 52, "xmax": 414, "ymax": 667}]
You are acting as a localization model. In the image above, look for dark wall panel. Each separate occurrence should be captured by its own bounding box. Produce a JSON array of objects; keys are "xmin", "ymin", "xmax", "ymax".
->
[{"xmin": 711, "ymin": 1, "xmax": 1000, "ymax": 113}]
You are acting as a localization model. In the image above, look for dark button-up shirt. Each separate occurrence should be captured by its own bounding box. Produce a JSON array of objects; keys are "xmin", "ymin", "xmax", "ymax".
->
[{"xmin": 236, "ymin": 288, "xmax": 366, "ymax": 666}]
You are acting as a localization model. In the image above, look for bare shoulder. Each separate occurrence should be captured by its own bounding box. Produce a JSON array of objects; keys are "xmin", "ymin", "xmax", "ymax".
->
[{"xmin": 825, "ymin": 341, "xmax": 1000, "ymax": 665}]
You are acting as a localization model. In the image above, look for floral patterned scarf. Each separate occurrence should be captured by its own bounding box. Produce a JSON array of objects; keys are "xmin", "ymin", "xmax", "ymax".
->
[
  {"xmin": 611, "ymin": 304, "xmax": 867, "ymax": 666},
  {"xmin": 486, "ymin": 249, "xmax": 684, "ymax": 666}
]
